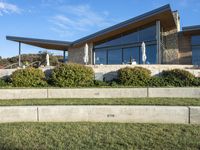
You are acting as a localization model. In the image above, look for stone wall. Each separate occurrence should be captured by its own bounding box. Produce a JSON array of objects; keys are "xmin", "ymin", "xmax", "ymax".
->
[
  {"xmin": 162, "ymin": 11, "xmax": 180, "ymax": 64},
  {"xmin": 162, "ymin": 29, "xmax": 179, "ymax": 64},
  {"xmin": 89, "ymin": 65, "xmax": 200, "ymax": 81},
  {"xmin": 68, "ymin": 43, "xmax": 93, "ymax": 65}
]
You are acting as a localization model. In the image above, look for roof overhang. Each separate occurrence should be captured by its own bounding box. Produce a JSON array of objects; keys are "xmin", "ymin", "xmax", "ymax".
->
[
  {"xmin": 181, "ymin": 25, "xmax": 200, "ymax": 35},
  {"xmin": 72, "ymin": 4, "xmax": 176, "ymax": 46},
  {"xmin": 6, "ymin": 4, "xmax": 176, "ymax": 49},
  {"xmin": 6, "ymin": 36, "xmax": 71, "ymax": 50}
]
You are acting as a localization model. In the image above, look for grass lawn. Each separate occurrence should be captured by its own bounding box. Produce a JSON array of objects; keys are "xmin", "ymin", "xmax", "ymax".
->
[
  {"xmin": 0, "ymin": 98, "xmax": 200, "ymax": 106},
  {"xmin": 0, "ymin": 123, "xmax": 200, "ymax": 150}
]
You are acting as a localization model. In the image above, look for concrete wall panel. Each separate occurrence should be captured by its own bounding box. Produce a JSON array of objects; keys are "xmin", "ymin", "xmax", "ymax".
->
[
  {"xmin": 0, "ymin": 89, "xmax": 47, "ymax": 99},
  {"xmin": 149, "ymin": 88, "xmax": 200, "ymax": 98},
  {"xmin": 48, "ymin": 88, "xmax": 147, "ymax": 98},
  {"xmin": 38, "ymin": 106, "xmax": 189, "ymax": 124},
  {"xmin": 0, "ymin": 106, "xmax": 37, "ymax": 122}
]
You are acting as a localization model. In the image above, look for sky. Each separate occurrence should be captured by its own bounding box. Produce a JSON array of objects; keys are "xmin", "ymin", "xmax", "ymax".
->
[{"xmin": 0, "ymin": 0, "xmax": 200, "ymax": 58}]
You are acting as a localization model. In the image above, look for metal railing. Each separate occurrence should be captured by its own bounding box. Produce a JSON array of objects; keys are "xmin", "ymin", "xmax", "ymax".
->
[{"xmin": 3, "ymin": 63, "xmax": 19, "ymax": 69}]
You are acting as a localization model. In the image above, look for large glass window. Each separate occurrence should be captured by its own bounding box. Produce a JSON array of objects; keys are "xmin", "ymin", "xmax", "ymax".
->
[
  {"xmin": 145, "ymin": 45, "xmax": 157, "ymax": 64},
  {"xmin": 139, "ymin": 25, "xmax": 156, "ymax": 42},
  {"xmin": 94, "ymin": 24, "xmax": 157, "ymax": 65},
  {"xmin": 192, "ymin": 46, "xmax": 200, "ymax": 65},
  {"xmin": 95, "ymin": 49, "xmax": 107, "ymax": 64},
  {"xmin": 123, "ymin": 47, "xmax": 140, "ymax": 64},
  {"xmin": 192, "ymin": 35, "xmax": 200, "ymax": 65},
  {"xmin": 192, "ymin": 35, "xmax": 200, "ymax": 45},
  {"xmin": 121, "ymin": 31, "xmax": 139, "ymax": 45},
  {"xmin": 107, "ymin": 49, "xmax": 122, "ymax": 64}
]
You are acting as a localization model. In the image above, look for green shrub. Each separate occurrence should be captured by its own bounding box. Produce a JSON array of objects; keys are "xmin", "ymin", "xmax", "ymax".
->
[
  {"xmin": 148, "ymin": 76, "xmax": 167, "ymax": 87},
  {"xmin": 192, "ymin": 77, "xmax": 200, "ymax": 86},
  {"xmin": 0, "ymin": 79, "xmax": 7, "ymax": 87},
  {"xmin": 94, "ymin": 80, "xmax": 109, "ymax": 87},
  {"xmin": 161, "ymin": 69, "xmax": 195, "ymax": 87},
  {"xmin": 50, "ymin": 63, "xmax": 94, "ymax": 87},
  {"xmin": 118, "ymin": 67, "xmax": 151, "ymax": 86},
  {"xmin": 11, "ymin": 67, "xmax": 47, "ymax": 87}
]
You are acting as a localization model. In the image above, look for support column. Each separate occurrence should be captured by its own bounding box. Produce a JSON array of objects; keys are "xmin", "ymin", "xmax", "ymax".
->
[
  {"xmin": 18, "ymin": 42, "xmax": 21, "ymax": 67},
  {"xmin": 156, "ymin": 20, "xmax": 161, "ymax": 64},
  {"xmin": 63, "ymin": 50, "xmax": 67, "ymax": 63}
]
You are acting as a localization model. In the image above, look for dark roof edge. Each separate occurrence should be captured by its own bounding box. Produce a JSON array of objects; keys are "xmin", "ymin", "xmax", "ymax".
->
[
  {"xmin": 6, "ymin": 36, "xmax": 72, "ymax": 46},
  {"xmin": 182, "ymin": 25, "xmax": 200, "ymax": 31},
  {"xmin": 72, "ymin": 4, "xmax": 172, "ymax": 45}
]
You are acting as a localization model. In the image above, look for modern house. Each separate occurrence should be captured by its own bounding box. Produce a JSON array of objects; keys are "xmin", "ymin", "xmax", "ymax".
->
[{"xmin": 6, "ymin": 4, "xmax": 200, "ymax": 66}]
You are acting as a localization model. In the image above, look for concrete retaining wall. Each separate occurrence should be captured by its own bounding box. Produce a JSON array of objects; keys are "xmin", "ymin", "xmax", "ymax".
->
[
  {"xmin": 0, "ymin": 106, "xmax": 38, "ymax": 122},
  {"xmin": 0, "ymin": 106, "xmax": 190, "ymax": 124},
  {"xmin": 48, "ymin": 88, "xmax": 147, "ymax": 98},
  {"xmin": 148, "ymin": 88, "xmax": 200, "ymax": 98},
  {"xmin": 0, "ymin": 89, "xmax": 47, "ymax": 99},
  {"xmin": 38, "ymin": 106, "xmax": 189, "ymax": 124},
  {"xmin": 0, "ymin": 88, "xmax": 200, "ymax": 99}
]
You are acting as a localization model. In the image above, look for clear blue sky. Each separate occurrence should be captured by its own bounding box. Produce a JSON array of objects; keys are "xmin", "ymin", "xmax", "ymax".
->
[{"xmin": 0, "ymin": 0, "xmax": 200, "ymax": 58}]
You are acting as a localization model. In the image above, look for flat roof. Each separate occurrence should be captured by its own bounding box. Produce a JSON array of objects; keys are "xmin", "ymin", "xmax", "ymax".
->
[
  {"xmin": 181, "ymin": 25, "xmax": 200, "ymax": 35},
  {"xmin": 6, "ymin": 36, "xmax": 71, "ymax": 50},
  {"xmin": 7, "ymin": 4, "xmax": 176, "ymax": 49}
]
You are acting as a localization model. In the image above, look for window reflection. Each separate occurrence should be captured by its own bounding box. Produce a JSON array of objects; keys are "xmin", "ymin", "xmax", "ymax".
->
[
  {"xmin": 95, "ymin": 49, "xmax": 107, "ymax": 64},
  {"xmin": 108, "ymin": 49, "xmax": 122, "ymax": 64},
  {"xmin": 123, "ymin": 47, "xmax": 140, "ymax": 64},
  {"xmin": 192, "ymin": 35, "xmax": 200, "ymax": 65},
  {"xmin": 146, "ymin": 45, "xmax": 157, "ymax": 64}
]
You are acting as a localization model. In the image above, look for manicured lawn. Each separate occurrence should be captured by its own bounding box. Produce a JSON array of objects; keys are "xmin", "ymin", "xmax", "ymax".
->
[
  {"xmin": 0, "ymin": 123, "xmax": 199, "ymax": 150},
  {"xmin": 0, "ymin": 98, "xmax": 200, "ymax": 106}
]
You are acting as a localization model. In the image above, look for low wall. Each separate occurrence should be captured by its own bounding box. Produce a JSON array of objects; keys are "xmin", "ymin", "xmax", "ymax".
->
[
  {"xmin": 0, "ymin": 106, "xmax": 37, "ymax": 123},
  {"xmin": 89, "ymin": 65, "xmax": 200, "ymax": 81},
  {"xmin": 1, "ymin": 105, "xmax": 200, "ymax": 124},
  {"xmin": 48, "ymin": 88, "xmax": 147, "ymax": 98},
  {"xmin": 0, "ymin": 88, "xmax": 200, "ymax": 99}
]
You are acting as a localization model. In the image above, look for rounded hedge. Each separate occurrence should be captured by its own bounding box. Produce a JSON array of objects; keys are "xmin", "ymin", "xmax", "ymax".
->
[
  {"xmin": 161, "ymin": 69, "xmax": 195, "ymax": 87},
  {"xmin": 118, "ymin": 67, "xmax": 151, "ymax": 86},
  {"xmin": 11, "ymin": 67, "xmax": 47, "ymax": 87},
  {"xmin": 50, "ymin": 63, "xmax": 94, "ymax": 87}
]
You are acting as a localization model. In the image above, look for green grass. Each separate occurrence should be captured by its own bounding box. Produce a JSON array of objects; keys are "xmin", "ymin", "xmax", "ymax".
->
[
  {"xmin": 0, "ymin": 123, "xmax": 200, "ymax": 150},
  {"xmin": 1, "ymin": 98, "xmax": 200, "ymax": 106}
]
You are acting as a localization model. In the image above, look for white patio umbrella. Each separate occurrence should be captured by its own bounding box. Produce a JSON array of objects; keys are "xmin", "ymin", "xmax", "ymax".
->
[
  {"xmin": 83, "ymin": 43, "xmax": 89, "ymax": 65},
  {"xmin": 141, "ymin": 42, "xmax": 147, "ymax": 64},
  {"xmin": 46, "ymin": 53, "xmax": 50, "ymax": 66}
]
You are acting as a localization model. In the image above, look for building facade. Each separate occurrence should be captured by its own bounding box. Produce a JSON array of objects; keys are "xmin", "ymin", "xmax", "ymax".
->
[{"xmin": 6, "ymin": 4, "xmax": 200, "ymax": 66}]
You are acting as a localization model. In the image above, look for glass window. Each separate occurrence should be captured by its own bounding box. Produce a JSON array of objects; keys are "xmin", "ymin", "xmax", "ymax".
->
[
  {"xmin": 192, "ymin": 36, "xmax": 200, "ymax": 45},
  {"xmin": 139, "ymin": 25, "xmax": 156, "ymax": 42},
  {"xmin": 95, "ymin": 49, "xmax": 107, "ymax": 64},
  {"xmin": 123, "ymin": 47, "xmax": 140, "ymax": 64},
  {"xmin": 108, "ymin": 49, "xmax": 122, "ymax": 64},
  {"xmin": 192, "ymin": 46, "xmax": 200, "ymax": 65},
  {"xmin": 145, "ymin": 45, "xmax": 157, "ymax": 64},
  {"xmin": 121, "ymin": 31, "xmax": 139, "ymax": 45},
  {"xmin": 95, "ymin": 36, "xmax": 122, "ymax": 48},
  {"xmin": 95, "ymin": 24, "xmax": 156, "ymax": 49}
]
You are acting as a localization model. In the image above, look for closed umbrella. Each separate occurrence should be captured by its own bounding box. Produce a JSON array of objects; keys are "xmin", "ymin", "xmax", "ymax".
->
[
  {"xmin": 46, "ymin": 53, "xmax": 50, "ymax": 66},
  {"xmin": 84, "ymin": 43, "xmax": 89, "ymax": 65},
  {"xmin": 141, "ymin": 42, "xmax": 147, "ymax": 64}
]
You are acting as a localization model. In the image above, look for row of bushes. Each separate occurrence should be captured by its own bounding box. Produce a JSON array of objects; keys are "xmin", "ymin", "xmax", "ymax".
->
[
  {"xmin": 118, "ymin": 67, "xmax": 200, "ymax": 87},
  {"xmin": 0, "ymin": 64, "xmax": 94, "ymax": 87},
  {"xmin": 0, "ymin": 64, "xmax": 200, "ymax": 87}
]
